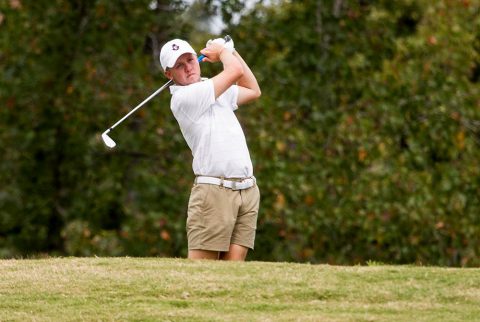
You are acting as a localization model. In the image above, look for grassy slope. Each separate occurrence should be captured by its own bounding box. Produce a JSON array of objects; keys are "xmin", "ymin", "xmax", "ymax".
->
[{"xmin": 0, "ymin": 258, "xmax": 479, "ymax": 321}]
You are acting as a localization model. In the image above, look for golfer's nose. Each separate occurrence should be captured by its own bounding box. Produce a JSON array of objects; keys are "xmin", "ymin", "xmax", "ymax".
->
[{"xmin": 185, "ymin": 61, "xmax": 194, "ymax": 73}]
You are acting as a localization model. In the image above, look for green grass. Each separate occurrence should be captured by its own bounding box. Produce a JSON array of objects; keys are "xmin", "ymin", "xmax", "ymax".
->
[{"xmin": 1, "ymin": 258, "xmax": 479, "ymax": 321}]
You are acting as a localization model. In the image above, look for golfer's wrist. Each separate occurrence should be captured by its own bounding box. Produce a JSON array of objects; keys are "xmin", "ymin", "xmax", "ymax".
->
[{"xmin": 222, "ymin": 46, "xmax": 239, "ymax": 59}]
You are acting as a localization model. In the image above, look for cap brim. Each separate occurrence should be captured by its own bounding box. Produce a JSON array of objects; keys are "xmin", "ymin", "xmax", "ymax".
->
[{"xmin": 165, "ymin": 49, "xmax": 196, "ymax": 70}]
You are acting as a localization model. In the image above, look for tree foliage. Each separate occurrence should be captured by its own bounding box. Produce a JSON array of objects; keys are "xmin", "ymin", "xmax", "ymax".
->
[
  {"xmin": 0, "ymin": 0, "xmax": 203, "ymax": 257},
  {"xmin": 1, "ymin": 0, "xmax": 479, "ymax": 266},
  {"xmin": 229, "ymin": 0, "xmax": 480, "ymax": 266}
]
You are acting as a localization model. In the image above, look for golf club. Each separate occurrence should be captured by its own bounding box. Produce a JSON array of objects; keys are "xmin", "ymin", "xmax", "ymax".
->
[
  {"xmin": 101, "ymin": 60, "xmax": 193, "ymax": 148},
  {"xmin": 102, "ymin": 35, "xmax": 232, "ymax": 148}
]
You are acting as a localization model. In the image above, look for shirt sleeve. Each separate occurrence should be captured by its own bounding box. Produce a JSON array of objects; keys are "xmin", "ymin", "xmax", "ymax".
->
[{"xmin": 171, "ymin": 79, "xmax": 215, "ymax": 123}]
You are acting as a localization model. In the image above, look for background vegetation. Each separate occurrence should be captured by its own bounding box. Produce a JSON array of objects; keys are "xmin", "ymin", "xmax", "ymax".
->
[{"xmin": 1, "ymin": 0, "xmax": 479, "ymax": 266}]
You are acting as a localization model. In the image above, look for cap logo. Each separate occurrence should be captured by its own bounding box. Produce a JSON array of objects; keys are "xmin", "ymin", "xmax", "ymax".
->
[{"xmin": 172, "ymin": 44, "xmax": 179, "ymax": 51}]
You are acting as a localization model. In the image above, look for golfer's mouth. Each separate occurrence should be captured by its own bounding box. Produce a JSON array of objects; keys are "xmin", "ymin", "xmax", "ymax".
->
[{"xmin": 187, "ymin": 74, "xmax": 200, "ymax": 82}]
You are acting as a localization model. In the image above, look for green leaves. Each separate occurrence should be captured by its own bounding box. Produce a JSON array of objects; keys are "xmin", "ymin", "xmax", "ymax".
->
[{"xmin": 227, "ymin": 0, "xmax": 480, "ymax": 265}]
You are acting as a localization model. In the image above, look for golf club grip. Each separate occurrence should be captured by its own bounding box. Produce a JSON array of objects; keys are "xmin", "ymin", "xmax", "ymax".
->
[{"xmin": 197, "ymin": 35, "xmax": 231, "ymax": 62}]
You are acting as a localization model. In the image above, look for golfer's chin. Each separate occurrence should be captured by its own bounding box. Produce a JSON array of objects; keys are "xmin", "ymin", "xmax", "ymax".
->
[{"xmin": 177, "ymin": 74, "xmax": 200, "ymax": 86}]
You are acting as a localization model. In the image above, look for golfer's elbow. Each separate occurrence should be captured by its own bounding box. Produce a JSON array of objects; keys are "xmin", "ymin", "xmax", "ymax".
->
[
  {"xmin": 249, "ymin": 83, "xmax": 261, "ymax": 100},
  {"xmin": 246, "ymin": 73, "xmax": 261, "ymax": 99},
  {"xmin": 246, "ymin": 87, "xmax": 261, "ymax": 104},
  {"xmin": 253, "ymin": 87, "xmax": 261, "ymax": 99}
]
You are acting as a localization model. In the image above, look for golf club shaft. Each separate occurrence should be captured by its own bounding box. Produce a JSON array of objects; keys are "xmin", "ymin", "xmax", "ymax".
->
[
  {"xmin": 107, "ymin": 55, "xmax": 206, "ymax": 132},
  {"xmin": 107, "ymin": 79, "xmax": 173, "ymax": 131},
  {"xmin": 104, "ymin": 36, "xmax": 230, "ymax": 134}
]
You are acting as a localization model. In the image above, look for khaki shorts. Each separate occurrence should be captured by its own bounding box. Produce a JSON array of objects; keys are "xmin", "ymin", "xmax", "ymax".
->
[{"xmin": 186, "ymin": 182, "xmax": 260, "ymax": 252}]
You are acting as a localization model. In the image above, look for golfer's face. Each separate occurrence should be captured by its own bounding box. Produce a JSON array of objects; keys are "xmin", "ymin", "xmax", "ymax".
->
[{"xmin": 168, "ymin": 53, "xmax": 201, "ymax": 85}]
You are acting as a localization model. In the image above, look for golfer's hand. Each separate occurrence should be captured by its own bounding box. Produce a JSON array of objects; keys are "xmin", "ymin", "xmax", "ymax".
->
[
  {"xmin": 200, "ymin": 42, "xmax": 227, "ymax": 63},
  {"xmin": 207, "ymin": 37, "xmax": 235, "ymax": 53}
]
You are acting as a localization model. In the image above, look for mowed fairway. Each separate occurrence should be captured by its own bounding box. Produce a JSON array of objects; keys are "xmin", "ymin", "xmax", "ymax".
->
[{"xmin": 0, "ymin": 258, "xmax": 479, "ymax": 321}]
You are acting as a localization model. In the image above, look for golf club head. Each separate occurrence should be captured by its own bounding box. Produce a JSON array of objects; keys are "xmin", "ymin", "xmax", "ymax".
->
[{"xmin": 102, "ymin": 130, "xmax": 116, "ymax": 148}]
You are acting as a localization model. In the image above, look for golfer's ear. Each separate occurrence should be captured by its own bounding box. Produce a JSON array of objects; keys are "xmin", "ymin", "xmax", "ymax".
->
[{"xmin": 164, "ymin": 70, "xmax": 173, "ymax": 80}]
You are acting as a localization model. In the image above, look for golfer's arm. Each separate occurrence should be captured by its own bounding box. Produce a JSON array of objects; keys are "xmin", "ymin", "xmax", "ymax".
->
[
  {"xmin": 234, "ymin": 51, "xmax": 261, "ymax": 106},
  {"xmin": 211, "ymin": 50, "xmax": 244, "ymax": 99}
]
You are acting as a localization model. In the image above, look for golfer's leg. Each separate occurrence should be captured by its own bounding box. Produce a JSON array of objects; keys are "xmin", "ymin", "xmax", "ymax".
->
[
  {"xmin": 221, "ymin": 244, "xmax": 249, "ymax": 261},
  {"xmin": 188, "ymin": 250, "xmax": 220, "ymax": 260},
  {"xmin": 226, "ymin": 185, "xmax": 260, "ymax": 261}
]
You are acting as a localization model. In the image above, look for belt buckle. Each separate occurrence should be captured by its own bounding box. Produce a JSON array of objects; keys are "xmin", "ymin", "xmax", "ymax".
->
[{"xmin": 231, "ymin": 180, "xmax": 238, "ymax": 190}]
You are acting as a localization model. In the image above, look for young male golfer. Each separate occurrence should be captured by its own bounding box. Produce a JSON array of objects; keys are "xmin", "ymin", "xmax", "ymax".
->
[{"xmin": 159, "ymin": 37, "xmax": 261, "ymax": 261}]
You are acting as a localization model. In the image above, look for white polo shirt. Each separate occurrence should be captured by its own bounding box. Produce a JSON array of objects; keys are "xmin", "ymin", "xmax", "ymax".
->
[{"xmin": 169, "ymin": 79, "xmax": 253, "ymax": 178}]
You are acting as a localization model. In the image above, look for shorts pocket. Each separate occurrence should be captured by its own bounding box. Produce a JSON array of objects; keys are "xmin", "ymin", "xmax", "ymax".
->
[{"xmin": 187, "ymin": 184, "xmax": 210, "ymax": 228}]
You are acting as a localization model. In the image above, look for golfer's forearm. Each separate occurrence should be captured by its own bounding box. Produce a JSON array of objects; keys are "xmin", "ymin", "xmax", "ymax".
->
[
  {"xmin": 211, "ymin": 49, "xmax": 244, "ymax": 98},
  {"xmin": 234, "ymin": 51, "xmax": 261, "ymax": 96},
  {"xmin": 220, "ymin": 50, "xmax": 243, "ymax": 78}
]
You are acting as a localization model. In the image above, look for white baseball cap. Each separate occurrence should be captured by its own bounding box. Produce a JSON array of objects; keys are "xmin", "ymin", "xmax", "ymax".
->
[{"xmin": 159, "ymin": 39, "xmax": 197, "ymax": 71}]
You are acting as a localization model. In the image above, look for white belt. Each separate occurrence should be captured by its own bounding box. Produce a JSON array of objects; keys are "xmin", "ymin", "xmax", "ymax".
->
[{"xmin": 195, "ymin": 176, "xmax": 256, "ymax": 190}]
